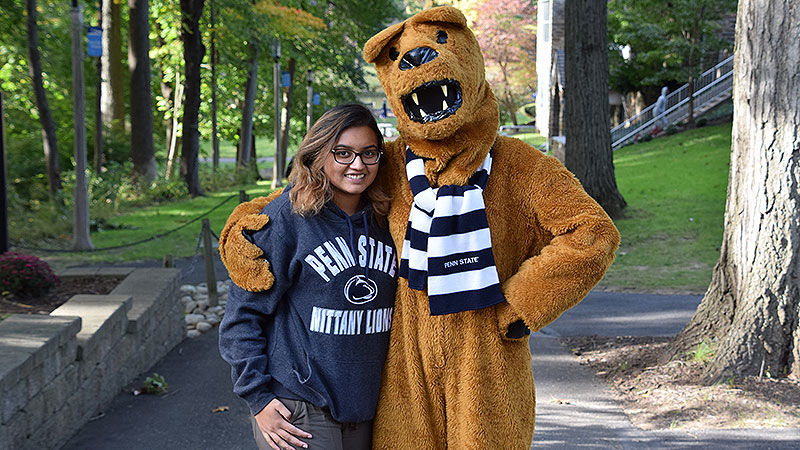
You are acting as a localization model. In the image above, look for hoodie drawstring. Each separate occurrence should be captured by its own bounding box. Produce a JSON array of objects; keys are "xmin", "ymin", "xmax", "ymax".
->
[
  {"xmin": 362, "ymin": 211, "xmax": 370, "ymax": 280},
  {"xmin": 343, "ymin": 211, "xmax": 370, "ymax": 279}
]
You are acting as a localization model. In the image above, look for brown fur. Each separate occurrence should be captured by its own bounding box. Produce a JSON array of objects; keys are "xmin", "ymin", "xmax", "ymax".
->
[{"xmin": 218, "ymin": 6, "xmax": 619, "ymax": 448}]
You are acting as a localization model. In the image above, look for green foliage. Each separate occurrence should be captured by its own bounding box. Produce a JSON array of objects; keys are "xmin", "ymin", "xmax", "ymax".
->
[
  {"xmin": 523, "ymin": 103, "xmax": 536, "ymax": 119},
  {"xmin": 141, "ymin": 373, "xmax": 169, "ymax": 395},
  {"xmin": 3, "ymin": 0, "xmax": 401, "ymax": 204},
  {"xmin": 688, "ymin": 341, "xmax": 715, "ymax": 363},
  {"xmin": 608, "ymin": 0, "xmax": 736, "ymax": 98},
  {"xmin": 199, "ymin": 164, "xmax": 260, "ymax": 191},
  {"xmin": 0, "ymin": 252, "xmax": 60, "ymax": 298}
]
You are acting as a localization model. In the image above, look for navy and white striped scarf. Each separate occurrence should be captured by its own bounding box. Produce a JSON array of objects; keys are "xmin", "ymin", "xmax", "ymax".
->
[{"xmin": 398, "ymin": 146, "xmax": 506, "ymax": 315}]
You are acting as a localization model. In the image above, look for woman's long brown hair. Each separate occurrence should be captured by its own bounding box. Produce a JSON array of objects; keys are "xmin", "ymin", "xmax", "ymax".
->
[{"xmin": 288, "ymin": 104, "xmax": 390, "ymax": 218}]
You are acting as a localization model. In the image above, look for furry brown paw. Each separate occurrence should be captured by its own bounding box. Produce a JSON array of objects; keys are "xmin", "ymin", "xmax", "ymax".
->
[{"xmin": 218, "ymin": 190, "xmax": 282, "ymax": 291}]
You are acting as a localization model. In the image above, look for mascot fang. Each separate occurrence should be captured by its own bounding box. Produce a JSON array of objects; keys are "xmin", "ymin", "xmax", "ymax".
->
[{"xmin": 219, "ymin": 6, "xmax": 619, "ymax": 449}]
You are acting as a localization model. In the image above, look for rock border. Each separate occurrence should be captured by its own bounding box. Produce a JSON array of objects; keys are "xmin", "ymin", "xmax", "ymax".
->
[{"xmin": 179, "ymin": 279, "xmax": 230, "ymax": 339}]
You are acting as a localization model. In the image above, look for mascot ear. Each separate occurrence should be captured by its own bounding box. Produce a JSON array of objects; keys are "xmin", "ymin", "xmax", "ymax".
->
[
  {"xmin": 407, "ymin": 6, "xmax": 467, "ymax": 28},
  {"xmin": 364, "ymin": 6, "xmax": 469, "ymax": 64},
  {"xmin": 364, "ymin": 21, "xmax": 405, "ymax": 64}
]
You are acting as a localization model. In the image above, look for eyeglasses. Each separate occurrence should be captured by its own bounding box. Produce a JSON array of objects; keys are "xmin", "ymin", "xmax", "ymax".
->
[{"xmin": 330, "ymin": 148, "xmax": 382, "ymax": 165}]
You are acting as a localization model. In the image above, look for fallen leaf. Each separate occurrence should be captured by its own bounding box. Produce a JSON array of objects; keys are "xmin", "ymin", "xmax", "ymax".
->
[{"xmin": 211, "ymin": 406, "xmax": 230, "ymax": 413}]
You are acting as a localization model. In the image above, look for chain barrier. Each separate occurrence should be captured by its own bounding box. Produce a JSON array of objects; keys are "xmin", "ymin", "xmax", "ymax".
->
[
  {"xmin": 11, "ymin": 194, "xmax": 236, "ymax": 254},
  {"xmin": 182, "ymin": 227, "xmax": 207, "ymax": 280}
]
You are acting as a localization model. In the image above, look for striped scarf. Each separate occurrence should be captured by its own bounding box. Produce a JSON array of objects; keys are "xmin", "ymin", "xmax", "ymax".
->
[{"xmin": 398, "ymin": 146, "xmax": 506, "ymax": 315}]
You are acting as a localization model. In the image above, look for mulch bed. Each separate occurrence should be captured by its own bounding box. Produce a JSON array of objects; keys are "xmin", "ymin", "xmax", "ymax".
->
[
  {"xmin": 562, "ymin": 336, "xmax": 800, "ymax": 430},
  {"xmin": 0, "ymin": 276, "xmax": 126, "ymax": 317}
]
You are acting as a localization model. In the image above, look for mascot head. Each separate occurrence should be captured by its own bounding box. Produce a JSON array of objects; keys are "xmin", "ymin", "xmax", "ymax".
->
[{"xmin": 364, "ymin": 6, "xmax": 498, "ymax": 155}]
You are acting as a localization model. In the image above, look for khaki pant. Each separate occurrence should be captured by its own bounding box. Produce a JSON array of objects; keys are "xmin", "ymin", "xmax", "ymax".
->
[{"xmin": 251, "ymin": 398, "xmax": 372, "ymax": 450}]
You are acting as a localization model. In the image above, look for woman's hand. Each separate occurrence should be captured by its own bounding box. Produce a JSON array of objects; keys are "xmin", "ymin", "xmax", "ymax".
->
[{"xmin": 254, "ymin": 399, "xmax": 312, "ymax": 450}]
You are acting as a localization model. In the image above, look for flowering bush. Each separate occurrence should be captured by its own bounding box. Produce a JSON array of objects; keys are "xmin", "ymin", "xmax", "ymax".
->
[{"xmin": 0, "ymin": 252, "xmax": 60, "ymax": 298}]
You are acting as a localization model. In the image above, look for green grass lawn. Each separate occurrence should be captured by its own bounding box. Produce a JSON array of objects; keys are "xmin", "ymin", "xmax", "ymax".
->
[
  {"xmin": 601, "ymin": 123, "xmax": 732, "ymax": 293},
  {"xmin": 42, "ymin": 182, "xmax": 278, "ymax": 269},
  {"xmin": 514, "ymin": 132, "xmax": 547, "ymax": 149},
  {"xmin": 199, "ymin": 137, "xmax": 276, "ymax": 160}
]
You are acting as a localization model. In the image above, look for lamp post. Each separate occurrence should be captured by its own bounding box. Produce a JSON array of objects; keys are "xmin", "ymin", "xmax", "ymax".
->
[
  {"xmin": 306, "ymin": 70, "xmax": 313, "ymax": 133},
  {"xmin": 70, "ymin": 0, "xmax": 93, "ymax": 250},
  {"xmin": 271, "ymin": 40, "xmax": 282, "ymax": 188}
]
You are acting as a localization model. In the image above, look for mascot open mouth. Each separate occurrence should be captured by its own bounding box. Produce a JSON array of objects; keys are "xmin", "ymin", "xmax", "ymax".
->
[{"xmin": 401, "ymin": 79, "xmax": 462, "ymax": 123}]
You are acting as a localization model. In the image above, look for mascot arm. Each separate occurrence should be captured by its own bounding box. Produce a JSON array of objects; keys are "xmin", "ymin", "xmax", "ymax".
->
[
  {"xmin": 502, "ymin": 156, "xmax": 620, "ymax": 332},
  {"xmin": 218, "ymin": 189, "xmax": 284, "ymax": 292}
]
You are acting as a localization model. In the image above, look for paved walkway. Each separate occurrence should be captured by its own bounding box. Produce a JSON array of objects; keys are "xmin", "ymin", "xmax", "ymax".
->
[{"xmin": 63, "ymin": 265, "xmax": 800, "ymax": 449}]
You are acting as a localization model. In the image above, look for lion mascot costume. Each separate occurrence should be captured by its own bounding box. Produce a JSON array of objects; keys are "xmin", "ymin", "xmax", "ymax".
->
[{"xmin": 219, "ymin": 6, "xmax": 619, "ymax": 448}]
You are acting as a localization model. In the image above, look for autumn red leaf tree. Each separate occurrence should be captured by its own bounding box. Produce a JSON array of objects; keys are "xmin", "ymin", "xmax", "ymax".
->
[{"xmin": 472, "ymin": 0, "xmax": 537, "ymax": 125}]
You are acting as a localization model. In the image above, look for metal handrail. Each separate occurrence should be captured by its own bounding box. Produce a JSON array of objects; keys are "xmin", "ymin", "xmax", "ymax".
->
[
  {"xmin": 611, "ymin": 55, "xmax": 734, "ymax": 134},
  {"xmin": 611, "ymin": 69, "xmax": 733, "ymax": 149},
  {"xmin": 610, "ymin": 55, "xmax": 734, "ymax": 149}
]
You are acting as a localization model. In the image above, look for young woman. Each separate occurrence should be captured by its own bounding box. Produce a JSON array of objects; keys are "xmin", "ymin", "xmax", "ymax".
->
[{"xmin": 219, "ymin": 104, "xmax": 397, "ymax": 450}]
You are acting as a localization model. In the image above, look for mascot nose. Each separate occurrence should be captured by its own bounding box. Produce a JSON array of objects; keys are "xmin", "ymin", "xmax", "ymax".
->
[{"xmin": 399, "ymin": 47, "xmax": 439, "ymax": 71}]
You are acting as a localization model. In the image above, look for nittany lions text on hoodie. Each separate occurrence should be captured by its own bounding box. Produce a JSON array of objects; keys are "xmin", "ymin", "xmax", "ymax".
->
[{"xmin": 219, "ymin": 187, "xmax": 397, "ymax": 423}]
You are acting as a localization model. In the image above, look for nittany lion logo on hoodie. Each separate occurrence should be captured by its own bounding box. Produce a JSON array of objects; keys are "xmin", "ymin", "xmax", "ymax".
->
[{"xmin": 344, "ymin": 274, "xmax": 379, "ymax": 304}]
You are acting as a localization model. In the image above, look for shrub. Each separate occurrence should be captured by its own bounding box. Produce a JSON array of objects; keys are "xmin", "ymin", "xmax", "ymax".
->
[
  {"xmin": 665, "ymin": 124, "xmax": 679, "ymax": 135},
  {"xmin": 0, "ymin": 252, "xmax": 60, "ymax": 298}
]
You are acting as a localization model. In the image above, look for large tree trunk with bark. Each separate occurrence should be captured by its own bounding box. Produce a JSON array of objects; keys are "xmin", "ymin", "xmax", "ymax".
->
[
  {"xmin": 179, "ymin": 0, "xmax": 206, "ymax": 196},
  {"xmin": 563, "ymin": 0, "xmax": 626, "ymax": 218},
  {"xmin": 237, "ymin": 40, "xmax": 259, "ymax": 170},
  {"xmin": 102, "ymin": 0, "xmax": 125, "ymax": 132},
  {"xmin": 670, "ymin": 0, "xmax": 800, "ymax": 382},
  {"xmin": 25, "ymin": 0, "xmax": 61, "ymax": 197},
  {"xmin": 128, "ymin": 0, "xmax": 157, "ymax": 182}
]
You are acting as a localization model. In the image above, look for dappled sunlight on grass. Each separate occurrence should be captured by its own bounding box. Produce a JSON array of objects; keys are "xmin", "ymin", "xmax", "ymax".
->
[{"xmin": 38, "ymin": 183, "xmax": 278, "ymax": 268}]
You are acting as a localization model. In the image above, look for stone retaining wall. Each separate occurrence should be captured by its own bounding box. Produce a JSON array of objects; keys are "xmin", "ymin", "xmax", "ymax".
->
[{"xmin": 0, "ymin": 268, "xmax": 184, "ymax": 450}]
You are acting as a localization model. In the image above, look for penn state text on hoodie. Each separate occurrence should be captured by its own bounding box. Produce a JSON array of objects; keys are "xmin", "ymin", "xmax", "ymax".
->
[{"xmin": 219, "ymin": 187, "xmax": 397, "ymax": 423}]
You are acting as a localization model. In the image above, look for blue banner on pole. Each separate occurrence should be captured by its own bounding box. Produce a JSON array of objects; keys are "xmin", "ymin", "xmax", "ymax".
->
[
  {"xmin": 313, "ymin": 93, "xmax": 321, "ymax": 105},
  {"xmin": 281, "ymin": 72, "xmax": 291, "ymax": 88},
  {"xmin": 87, "ymin": 26, "xmax": 102, "ymax": 57}
]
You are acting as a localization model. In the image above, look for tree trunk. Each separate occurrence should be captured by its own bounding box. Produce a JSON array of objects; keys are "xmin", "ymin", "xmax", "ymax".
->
[
  {"xmin": 279, "ymin": 58, "xmax": 296, "ymax": 181},
  {"xmin": 156, "ymin": 24, "xmax": 174, "ymax": 156},
  {"xmin": 670, "ymin": 0, "xmax": 800, "ymax": 382},
  {"xmin": 210, "ymin": 0, "xmax": 219, "ymax": 172},
  {"xmin": 179, "ymin": 0, "xmax": 206, "ymax": 196},
  {"xmin": 504, "ymin": 95, "xmax": 518, "ymax": 126},
  {"xmin": 25, "ymin": 0, "xmax": 61, "ymax": 197},
  {"xmin": 102, "ymin": 0, "xmax": 125, "ymax": 132},
  {"xmin": 129, "ymin": 0, "xmax": 157, "ymax": 182},
  {"xmin": 563, "ymin": 0, "xmax": 626, "ymax": 218},
  {"xmin": 237, "ymin": 40, "xmax": 259, "ymax": 169}
]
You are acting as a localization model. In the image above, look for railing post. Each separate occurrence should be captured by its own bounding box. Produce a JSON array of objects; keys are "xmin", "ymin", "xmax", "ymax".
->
[{"xmin": 201, "ymin": 219, "xmax": 219, "ymax": 306}]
